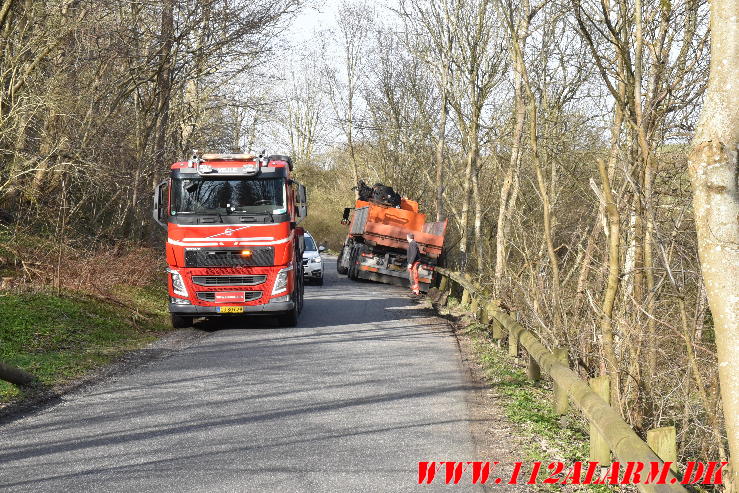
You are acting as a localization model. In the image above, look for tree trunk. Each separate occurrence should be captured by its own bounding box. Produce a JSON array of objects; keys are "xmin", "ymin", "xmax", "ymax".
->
[
  {"xmin": 434, "ymin": 66, "xmax": 449, "ymax": 221},
  {"xmin": 472, "ymin": 159, "xmax": 484, "ymax": 269},
  {"xmin": 495, "ymin": 57, "xmax": 526, "ymax": 286},
  {"xmin": 687, "ymin": 0, "xmax": 739, "ymax": 486},
  {"xmin": 153, "ymin": 0, "xmax": 174, "ymax": 169},
  {"xmin": 598, "ymin": 159, "xmax": 621, "ymax": 406},
  {"xmin": 459, "ymin": 135, "xmax": 474, "ymax": 267},
  {"xmin": 0, "ymin": 361, "xmax": 37, "ymax": 386}
]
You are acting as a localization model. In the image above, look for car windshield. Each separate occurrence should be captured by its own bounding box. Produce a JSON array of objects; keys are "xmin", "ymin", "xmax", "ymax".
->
[
  {"xmin": 172, "ymin": 177, "xmax": 285, "ymax": 214},
  {"xmin": 304, "ymin": 236, "xmax": 317, "ymax": 251}
]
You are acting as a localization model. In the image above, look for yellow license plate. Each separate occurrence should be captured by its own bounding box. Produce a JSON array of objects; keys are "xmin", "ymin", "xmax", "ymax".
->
[{"xmin": 218, "ymin": 306, "xmax": 244, "ymax": 314}]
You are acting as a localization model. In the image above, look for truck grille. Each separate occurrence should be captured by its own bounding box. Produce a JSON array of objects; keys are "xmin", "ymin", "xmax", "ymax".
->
[
  {"xmin": 196, "ymin": 291, "xmax": 262, "ymax": 302},
  {"xmin": 185, "ymin": 247, "xmax": 274, "ymax": 267},
  {"xmin": 191, "ymin": 275, "xmax": 266, "ymax": 286}
]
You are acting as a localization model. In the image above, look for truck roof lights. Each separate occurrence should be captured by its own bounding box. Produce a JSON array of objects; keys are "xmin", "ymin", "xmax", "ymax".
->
[
  {"xmin": 240, "ymin": 249, "xmax": 253, "ymax": 257},
  {"xmin": 201, "ymin": 153, "xmax": 255, "ymax": 161},
  {"xmin": 195, "ymin": 162, "xmax": 260, "ymax": 176}
]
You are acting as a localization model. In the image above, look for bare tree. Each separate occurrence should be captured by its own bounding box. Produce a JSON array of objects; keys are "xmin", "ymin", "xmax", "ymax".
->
[
  {"xmin": 327, "ymin": 1, "xmax": 374, "ymax": 194},
  {"xmin": 687, "ymin": 0, "xmax": 739, "ymax": 485}
]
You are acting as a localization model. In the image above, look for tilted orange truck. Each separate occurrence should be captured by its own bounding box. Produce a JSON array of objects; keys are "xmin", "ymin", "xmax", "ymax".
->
[{"xmin": 337, "ymin": 183, "xmax": 447, "ymax": 291}]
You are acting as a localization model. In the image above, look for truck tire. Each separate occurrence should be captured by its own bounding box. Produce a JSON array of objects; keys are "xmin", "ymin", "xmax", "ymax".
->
[
  {"xmin": 278, "ymin": 267, "xmax": 302, "ymax": 327},
  {"xmin": 348, "ymin": 244, "xmax": 365, "ymax": 280},
  {"xmin": 277, "ymin": 294, "xmax": 300, "ymax": 327},
  {"xmin": 296, "ymin": 264, "xmax": 304, "ymax": 313},
  {"xmin": 347, "ymin": 245, "xmax": 359, "ymax": 280},
  {"xmin": 171, "ymin": 314, "xmax": 193, "ymax": 329},
  {"xmin": 337, "ymin": 243, "xmax": 350, "ymax": 275}
]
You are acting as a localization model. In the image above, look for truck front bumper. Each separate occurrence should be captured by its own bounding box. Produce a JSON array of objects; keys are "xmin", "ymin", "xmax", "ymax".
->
[{"xmin": 169, "ymin": 300, "xmax": 294, "ymax": 315}]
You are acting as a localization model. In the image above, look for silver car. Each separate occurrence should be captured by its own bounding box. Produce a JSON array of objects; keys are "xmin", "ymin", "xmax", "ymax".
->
[{"xmin": 302, "ymin": 232, "xmax": 325, "ymax": 285}]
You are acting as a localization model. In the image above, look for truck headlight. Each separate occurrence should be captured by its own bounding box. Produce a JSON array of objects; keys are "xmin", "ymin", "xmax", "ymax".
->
[
  {"xmin": 272, "ymin": 265, "xmax": 293, "ymax": 295},
  {"xmin": 310, "ymin": 257, "xmax": 322, "ymax": 264},
  {"xmin": 167, "ymin": 268, "xmax": 188, "ymax": 297}
]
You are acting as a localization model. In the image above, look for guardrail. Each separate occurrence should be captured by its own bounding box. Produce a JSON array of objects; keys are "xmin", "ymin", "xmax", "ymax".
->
[{"xmin": 432, "ymin": 267, "xmax": 686, "ymax": 493}]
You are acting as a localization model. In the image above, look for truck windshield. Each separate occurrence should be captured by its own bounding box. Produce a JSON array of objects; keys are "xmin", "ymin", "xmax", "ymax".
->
[{"xmin": 172, "ymin": 177, "xmax": 285, "ymax": 214}]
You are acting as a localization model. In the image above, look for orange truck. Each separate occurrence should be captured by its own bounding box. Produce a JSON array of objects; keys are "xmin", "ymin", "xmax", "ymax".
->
[{"xmin": 337, "ymin": 185, "xmax": 447, "ymax": 291}]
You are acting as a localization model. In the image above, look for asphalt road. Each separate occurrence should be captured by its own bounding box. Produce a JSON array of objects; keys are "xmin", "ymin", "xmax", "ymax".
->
[{"xmin": 0, "ymin": 258, "xmax": 484, "ymax": 492}]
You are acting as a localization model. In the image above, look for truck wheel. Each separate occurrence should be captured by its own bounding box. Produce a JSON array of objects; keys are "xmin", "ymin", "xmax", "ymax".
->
[
  {"xmin": 296, "ymin": 265, "xmax": 304, "ymax": 313},
  {"xmin": 350, "ymin": 244, "xmax": 368, "ymax": 280},
  {"xmin": 348, "ymin": 245, "xmax": 359, "ymax": 280},
  {"xmin": 278, "ymin": 268, "xmax": 302, "ymax": 327},
  {"xmin": 278, "ymin": 293, "xmax": 299, "ymax": 327},
  {"xmin": 337, "ymin": 244, "xmax": 350, "ymax": 275},
  {"xmin": 171, "ymin": 314, "xmax": 193, "ymax": 329}
]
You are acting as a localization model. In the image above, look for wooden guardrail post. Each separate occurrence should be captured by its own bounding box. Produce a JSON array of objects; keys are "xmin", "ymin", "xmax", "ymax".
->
[
  {"xmin": 552, "ymin": 348, "xmax": 569, "ymax": 414},
  {"xmin": 480, "ymin": 302, "xmax": 491, "ymax": 325},
  {"xmin": 508, "ymin": 326, "xmax": 519, "ymax": 357},
  {"xmin": 470, "ymin": 296, "xmax": 479, "ymax": 317},
  {"xmin": 527, "ymin": 353, "xmax": 541, "ymax": 381},
  {"xmin": 461, "ymin": 287, "xmax": 470, "ymax": 307},
  {"xmin": 486, "ymin": 306, "xmax": 504, "ymax": 345},
  {"xmin": 438, "ymin": 275, "xmax": 448, "ymax": 293},
  {"xmin": 589, "ymin": 375, "xmax": 611, "ymax": 463},
  {"xmin": 436, "ymin": 275, "xmax": 450, "ymax": 306},
  {"xmin": 507, "ymin": 311, "xmax": 519, "ymax": 355},
  {"xmin": 492, "ymin": 317, "xmax": 503, "ymax": 348},
  {"xmin": 647, "ymin": 426, "xmax": 677, "ymax": 473}
]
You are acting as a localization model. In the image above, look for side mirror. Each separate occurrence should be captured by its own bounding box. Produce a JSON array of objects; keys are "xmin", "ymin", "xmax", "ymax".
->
[
  {"xmin": 341, "ymin": 207, "xmax": 351, "ymax": 225},
  {"xmin": 295, "ymin": 183, "xmax": 308, "ymax": 221},
  {"xmin": 152, "ymin": 180, "xmax": 168, "ymax": 229},
  {"xmin": 318, "ymin": 246, "xmax": 326, "ymax": 253}
]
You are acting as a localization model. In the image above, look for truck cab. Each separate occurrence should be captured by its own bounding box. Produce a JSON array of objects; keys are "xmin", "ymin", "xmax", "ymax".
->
[{"xmin": 153, "ymin": 152, "xmax": 307, "ymax": 328}]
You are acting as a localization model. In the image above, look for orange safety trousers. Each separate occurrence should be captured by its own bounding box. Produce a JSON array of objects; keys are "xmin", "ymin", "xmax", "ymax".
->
[{"xmin": 408, "ymin": 262, "xmax": 421, "ymax": 295}]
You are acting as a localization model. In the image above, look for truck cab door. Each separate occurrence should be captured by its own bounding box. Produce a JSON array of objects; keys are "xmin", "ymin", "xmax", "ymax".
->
[{"xmin": 153, "ymin": 180, "xmax": 168, "ymax": 229}]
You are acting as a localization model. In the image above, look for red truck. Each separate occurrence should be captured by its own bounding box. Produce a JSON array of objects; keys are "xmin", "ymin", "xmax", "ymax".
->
[
  {"xmin": 153, "ymin": 152, "xmax": 308, "ymax": 328},
  {"xmin": 337, "ymin": 183, "xmax": 447, "ymax": 292}
]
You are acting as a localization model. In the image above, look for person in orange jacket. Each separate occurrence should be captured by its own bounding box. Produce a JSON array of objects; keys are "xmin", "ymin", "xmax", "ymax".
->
[{"xmin": 406, "ymin": 233, "xmax": 421, "ymax": 295}]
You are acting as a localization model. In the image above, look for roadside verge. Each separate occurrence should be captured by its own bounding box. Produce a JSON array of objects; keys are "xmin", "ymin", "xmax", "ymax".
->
[{"xmin": 0, "ymin": 283, "xmax": 205, "ymax": 419}]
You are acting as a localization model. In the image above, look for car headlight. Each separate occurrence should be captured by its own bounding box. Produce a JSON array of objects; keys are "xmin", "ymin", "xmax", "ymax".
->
[
  {"xmin": 167, "ymin": 269, "xmax": 188, "ymax": 297},
  {"xmin": 310, "ymin": 256, "xmax": 322, "ymax": 264},
  {"xmin": 272, "ymin": 265, "xmax": 293, "ymax": 295}
]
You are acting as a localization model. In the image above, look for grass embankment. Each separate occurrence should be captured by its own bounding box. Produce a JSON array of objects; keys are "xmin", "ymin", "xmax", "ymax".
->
[
  {"xmin": 0, "ymin": 230, "xmax": 172, "ymax": 404},
  {"xmin": 0, "ymin": 283, "xmax": 170, "ymax": 403}
]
